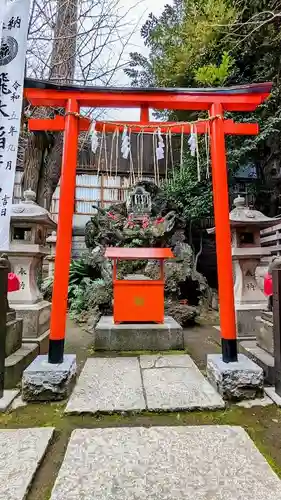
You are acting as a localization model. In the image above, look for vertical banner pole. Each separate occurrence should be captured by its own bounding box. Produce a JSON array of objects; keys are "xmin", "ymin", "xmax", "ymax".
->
[
  {"xmin": 210, "ymin": 103, "xmax": 238, "ymax": 363},
  {"xmin": 0, "ymin": 0, "xmax": 31, "ymax": 251},
  {"xmin": 0, "ymin": 263, "xmax": 8, "ymax": 398}
]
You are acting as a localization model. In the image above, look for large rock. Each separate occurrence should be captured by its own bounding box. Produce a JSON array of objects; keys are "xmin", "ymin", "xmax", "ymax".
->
[
  {"xmin": 165, "ymin": 301, "xmax": 197, "ymax": 327},
  {"xmin": 207, "ymin": 354, "xmax": 264, "ymax": 401},
  {"xmin": 22, "ymin": 354, "xmax": 77, "ymax": 402}
]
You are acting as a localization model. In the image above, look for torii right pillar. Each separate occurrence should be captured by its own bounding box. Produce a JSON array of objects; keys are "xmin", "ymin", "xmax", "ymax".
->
[
  {"xmin": 207, "ymin": 103, "xmax": 265, "ymax": 401},
  {"xmin": 210, "ymin": 103, "xmax": 238, "ymax": 363}
]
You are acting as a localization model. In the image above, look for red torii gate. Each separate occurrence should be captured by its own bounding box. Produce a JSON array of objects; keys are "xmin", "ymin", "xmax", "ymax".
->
[{"xmin": 23, "ymin": 79, "xmax": 272, "ymax": 364}]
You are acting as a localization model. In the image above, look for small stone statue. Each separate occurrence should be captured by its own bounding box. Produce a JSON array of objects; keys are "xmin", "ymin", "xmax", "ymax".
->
[
  {"xmin": 0, "ymin": 253, "xmax": 13, "ymax": 312},
  {"xmin": 126, "ymin": 186, "xmax": 152, "ymax": 219}
]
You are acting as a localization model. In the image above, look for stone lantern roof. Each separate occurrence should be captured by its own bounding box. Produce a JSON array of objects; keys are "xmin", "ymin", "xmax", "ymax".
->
[
  {"xmin": 11, "ymin": 189, "xmax": 56, "ymax": 229},
  {"xmin": 229, "ymin": 195, "xmax": 281, "ymax": 228},
  {"xmin": 208, "ymin": 195, "xmax": 281, "ymax": 234}
]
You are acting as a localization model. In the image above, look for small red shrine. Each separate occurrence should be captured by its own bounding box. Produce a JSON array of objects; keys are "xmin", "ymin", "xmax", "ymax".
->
[{"xmin": 105, "ymin": 247, "xmax": 174, "ymax": 324}]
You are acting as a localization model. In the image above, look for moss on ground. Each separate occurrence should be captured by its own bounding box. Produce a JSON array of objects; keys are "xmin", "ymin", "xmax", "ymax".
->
[{"xmin": 0, "ymin": 402, "xmax": 281, "ymax": 499}]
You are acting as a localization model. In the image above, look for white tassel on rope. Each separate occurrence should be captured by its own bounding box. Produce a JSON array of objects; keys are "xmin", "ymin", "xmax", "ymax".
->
[
  {"xmin": 188, "ymin": 124, "xmax": 197, "ymax": 157},
  {"xmin": 194, "ymin": 125, "xmax": 201, "ymax": 182},
  {"xmin": 156, "ymin": 127, "xmax": 165, "ymax": 160},
  {"xmin": 89, "ymin": 120, "xmax": 99, "ymax": 153},
  {"xmin": 121, "ymin": 126, "xmax": 130, "ymax": 159}
]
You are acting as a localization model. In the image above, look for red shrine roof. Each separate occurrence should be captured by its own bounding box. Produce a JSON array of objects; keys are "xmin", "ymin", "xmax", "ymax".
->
[{"xmin": 105, "ymin": 247, "xmax": 174, "ymax": 260}]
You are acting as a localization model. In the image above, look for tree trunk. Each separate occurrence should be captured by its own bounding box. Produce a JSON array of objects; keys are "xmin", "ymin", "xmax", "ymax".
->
[
  {"xmin": 21, "ymin": 132, "xmax": 48, "ymax": 195},
  {"xmin": 23, "ymin": 0, "xmax": 78, "ymax": 210}
]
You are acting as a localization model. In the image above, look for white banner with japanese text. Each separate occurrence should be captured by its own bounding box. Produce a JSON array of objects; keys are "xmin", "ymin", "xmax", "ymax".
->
[
  {"xmin": 0, "ymin": 3, "xmax": 5, "ymax": 48},
  {"xmin": 0, "ymin": 0, "xmax": 31, "ymax": 251}
]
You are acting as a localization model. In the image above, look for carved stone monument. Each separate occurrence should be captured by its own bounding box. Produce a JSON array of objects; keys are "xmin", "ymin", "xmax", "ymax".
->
[{"xmin": 3, "ymin": 189, "xmax": 57, "ymax": 352}]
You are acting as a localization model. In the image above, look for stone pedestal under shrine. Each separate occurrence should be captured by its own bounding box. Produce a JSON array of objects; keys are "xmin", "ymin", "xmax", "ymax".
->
[{"xmin": 4, "ymin": 190, "xmax": 56, "ymax": 351}]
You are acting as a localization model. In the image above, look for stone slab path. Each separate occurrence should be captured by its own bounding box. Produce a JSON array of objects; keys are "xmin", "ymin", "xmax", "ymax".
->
[
  {"xmin": 65, "ymin": 355, "xmax": 224, "ymax": 413},
  {"xmin": 50, "ymin": 426, "xmax": 281, "ymax": 500},
  {"xmin": 0, "ymin": 427, "xmax": 54, "ymax": 500}
]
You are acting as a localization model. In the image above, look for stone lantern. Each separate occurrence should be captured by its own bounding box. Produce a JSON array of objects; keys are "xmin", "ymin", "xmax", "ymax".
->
[
  {"xmin": 209, "ymin": 196, "xmax": 281, "ymax": 338},
  {"xmin": 5, "ymin": 189, "xmax": 57, "ymax": 348},
  {"xmin": 46, "ymin": 231, "xmax": 57, "ymax": 277}
]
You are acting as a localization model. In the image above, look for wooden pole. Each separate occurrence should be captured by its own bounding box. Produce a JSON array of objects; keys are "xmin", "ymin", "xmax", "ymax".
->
[
  {"xmin": 48, "ymin": 98, "xmax": 79, "ymax": 364},
  {"xmin": 272, "ymin": 268, "xmax": 281, "ymax": 396},
  {"xmin": 0, "ymin": 263, "xmax": 8, "ymax": 398},
  {"xmin": 210, "ymin": 103, "xmax": 238, "ymax": 362}
]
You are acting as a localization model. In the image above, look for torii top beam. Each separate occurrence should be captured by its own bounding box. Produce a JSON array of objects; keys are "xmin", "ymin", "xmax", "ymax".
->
[{"xmin": 24, "ymin": 79, "xmax": 272, "ymax": 113}]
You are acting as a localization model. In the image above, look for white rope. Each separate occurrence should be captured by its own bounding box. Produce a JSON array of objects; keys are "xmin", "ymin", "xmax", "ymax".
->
[
  {"xmin": 165, "ymin": 130, "xmax": 169, "ymax": 181},
  {"xmin": 152, "ymin": 131, "xmax": 157, "ymax": 185},
  {"xmin": 180, "ymin": 125, "xmax": 184, "ymax": 177},
  {"xmin": 137, "ymin": 132, "xmax": 141, "ymax": 180},
  {"xmin": 195, "ymin": 124, "xmax": 201, "ymax": 182},
  {"xmin": 168, "ymin": 128, "xmax": 175, "ymax": 182},
  {"xmin": 129, "ymin": 128, "xmax": 135, "ymax": 185},
  {"xmin": 205, "ymin": 122, "xmax": 210, "ymax": 179},
  {"xmin": 140, "ymin": 129, "xmax": 144, "ymax": 181},
  {"xmin": 109, "ymin": 127, "xmax": 116, "ymax": 178},
  {"xmin": 97, "ymin": 124, "xmax": 105, "ymax": 178},
  {"xmin": 115, "ymin": 127, "xmax": 119, "ymax": 178}
]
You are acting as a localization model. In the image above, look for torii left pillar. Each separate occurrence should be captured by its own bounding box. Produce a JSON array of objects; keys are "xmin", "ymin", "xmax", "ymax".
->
[
  {"xmin": 48, "ymin": 99, "xmax": 79, "ymax": 363},
  {"xmin": 22, "ymin": 99, "xmax": 78, "ymax": 402}
]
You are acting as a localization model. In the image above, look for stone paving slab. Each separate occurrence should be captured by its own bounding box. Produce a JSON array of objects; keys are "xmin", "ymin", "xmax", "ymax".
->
[
  {"xmin": 0, "ymin": 390, "xmax": 20, "ymax": 412},
  {"xmin": 141, "ymin": 354, "xmax": 225, "ymax": 410},
  {"xmin": 50, "ymin": 426, "xmax": 281, "ymax": 500},
  {"xmin": 0, "ymin": 427, "xmax": 54, "ymax": 500},
  {"xmin": 65, "ymin": 357, "xmax": 145, "ymax": 413},
  {"xmin": 66, "ymin": 355, "xmax": 224, "ymax": 413}
]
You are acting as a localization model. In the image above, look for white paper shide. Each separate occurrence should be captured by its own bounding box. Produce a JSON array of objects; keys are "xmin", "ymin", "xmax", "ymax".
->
[{"xmin": 0, "ymin": 0, "xmax": 31, "ymax": 250}]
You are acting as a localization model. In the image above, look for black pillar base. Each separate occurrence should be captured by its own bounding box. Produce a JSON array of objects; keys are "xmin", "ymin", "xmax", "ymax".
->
[
  {"xmin": 48, "ymin": 339, "xmax": 65, "ymax": 364},
  {"xmin": 221, "ymin": 338, "xmax": 238, "ymax": 363}
]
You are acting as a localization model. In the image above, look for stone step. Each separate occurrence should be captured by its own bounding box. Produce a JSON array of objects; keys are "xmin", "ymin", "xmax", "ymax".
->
[
  {"xmin": 4, "ymin": 343, "xmax": 39, "ymax": 390},
  {"xmin": 261, "ymin": 311, "xmax": 273, "ymax": 324},
  {"xmin": 255, "ymin": 315, "xmax": 274, "ymax": 356},
  {"xmin": 5, "ymin": 318, "xmax": 23, "ymax": 357},
  {"xmin": 22, "ymin": 329, "xmax": 49, "ymax": 355},
  {"xmin": 240, "ymin": 340, "xmax": 275, "ymax": 385},
  {"xmin": 6, "ymin": 310, "xmax": 16, "ymax": 322}
]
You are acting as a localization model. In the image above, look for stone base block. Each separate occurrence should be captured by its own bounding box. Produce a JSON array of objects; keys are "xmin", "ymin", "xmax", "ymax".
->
[
  {"xmin": 265, "ymin": 387, "xmax": 281, "ymax": 407},
  {"xmin": 207, "ymin": 353, "xmax": 264, "ymax": 401},
  {"xmin": 5, "ymin": 343, "xmax": 39, "ymax": 389},
  {"xmin": 6, "ymin": 317, "xmax": 23, "ymax": 357},
  {"xmin": 22, "ymin": 354, "xmax": 77, "ymax": 402},
  {"xmin": 256, "ymin": 312, "xmax": 273, "ymax": 355},
  {"xmin": 94, "ymin": 316, "xmax": 183, "ymax": 351},
  {"xmin": 240, "ymin": 340, "xmax": 275, "ymax": 385},
  {"xmin": 0, "ymin": 390, "xmax": 20, "ymax": 412},
  {"xmin": 22, "ymin": 330, "xmax": 49, "ymax": 355},
  {"xmin": 236, "ymin": 309, "xmax": 263, "ymax": 340},
  {"xmin": 13, "ymin": 301, "xmax": 51, "ymax": 338}
]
